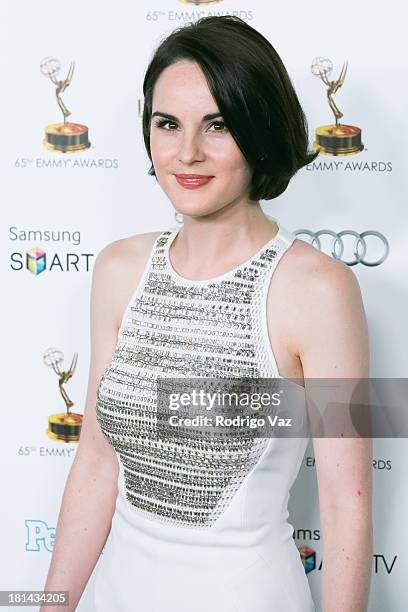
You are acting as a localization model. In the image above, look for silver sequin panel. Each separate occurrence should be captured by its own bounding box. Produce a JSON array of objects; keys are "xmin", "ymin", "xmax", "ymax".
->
[{"xmin": 95, "ymin": 229, "xmax": 290, "ymax": 529}]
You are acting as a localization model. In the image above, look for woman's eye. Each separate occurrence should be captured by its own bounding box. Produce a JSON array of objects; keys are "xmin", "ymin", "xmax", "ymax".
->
[
  {"xmin": 153, "ymin": 119, "xmax": 227, "ymax": 132},
  {"xmin": 209, "ymin": 121, "xmax": 227, "ymax": 132},
  {"xmin": 154, "ymin": 120, "xmax": 177, "ymax": 130}
]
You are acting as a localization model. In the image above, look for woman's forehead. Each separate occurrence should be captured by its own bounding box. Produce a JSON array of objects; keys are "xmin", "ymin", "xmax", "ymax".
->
[{"xmin": 152, "ymin": 63, "xmax": 217, "ymax": 112}]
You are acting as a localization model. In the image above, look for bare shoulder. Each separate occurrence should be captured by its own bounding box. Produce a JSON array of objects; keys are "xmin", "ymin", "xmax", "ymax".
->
[
  {"xmin": 281, "ymin": 237, "xmax": 360, "ymax": 289},
  {"xmin": 96, "ymin": 230, "xmax": 162, "ymax": 268},
  {"xmin": 93, "ymin": 230, "xmax": 162, "ymax": 329},
  {"xmin": 271, "ymin": 238, "xmax": 368, "ymax": 373},
  {"xmin": 286, "ymin": 239, "xmax": 361, "ymax": 309}
]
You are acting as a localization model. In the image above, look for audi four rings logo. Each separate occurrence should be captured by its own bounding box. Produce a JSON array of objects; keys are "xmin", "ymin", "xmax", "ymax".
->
[{"xmin": 294, "ymin": 230, "xmax": 389, "ymax": 266}]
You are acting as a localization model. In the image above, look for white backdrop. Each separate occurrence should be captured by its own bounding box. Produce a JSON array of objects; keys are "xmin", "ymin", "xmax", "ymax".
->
[{"xmin": 1, "ymin": 1, "xmax": 407, "ymax": 610}]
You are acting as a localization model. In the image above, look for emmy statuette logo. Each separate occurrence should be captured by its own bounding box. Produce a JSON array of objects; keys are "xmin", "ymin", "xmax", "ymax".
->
[
  {"xmin": 43, "ymin": 348, "xmax": 83, "ymax": 442},
  {"xmin": 40, "ymin": 56, "xmax": 91, "ymax": 153},
  {"xmin": 311, "ymin": 57, "xmax": 364, "ymax": 156}
]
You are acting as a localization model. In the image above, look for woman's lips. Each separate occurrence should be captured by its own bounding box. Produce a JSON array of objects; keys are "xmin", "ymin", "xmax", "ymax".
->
[{"xmin": 175, "ymin": 175, "xmax": 214, "ymax": 189}]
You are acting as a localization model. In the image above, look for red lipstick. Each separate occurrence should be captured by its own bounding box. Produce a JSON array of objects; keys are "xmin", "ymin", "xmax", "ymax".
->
[{"xmin": 174, "ymin": 174, "xmax": 214, "ymax": 189}]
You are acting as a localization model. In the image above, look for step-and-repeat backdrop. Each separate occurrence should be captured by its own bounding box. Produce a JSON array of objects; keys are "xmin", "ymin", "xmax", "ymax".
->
[{"xmin": 1, "ymin": 1, "xmax": 407, "ymax": 610}]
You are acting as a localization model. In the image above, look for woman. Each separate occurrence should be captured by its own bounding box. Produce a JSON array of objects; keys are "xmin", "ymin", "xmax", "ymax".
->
[{"xmin": 42, "ymin": 16, "xmax": 372, "ymax": 612}]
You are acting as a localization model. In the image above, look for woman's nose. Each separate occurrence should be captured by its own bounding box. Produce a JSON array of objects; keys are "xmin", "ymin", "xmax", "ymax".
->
[{"xmin": 177, "ymin": 134, "xmax": 205, "ymax": 164}]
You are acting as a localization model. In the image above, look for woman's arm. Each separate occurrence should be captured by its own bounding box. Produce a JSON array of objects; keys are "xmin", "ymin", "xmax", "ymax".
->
[
  {"xmin": 297, "ymin": 257, "xmax": 373, "ymax": 612},
  {"xmin": 40, "ymin": 238, "xmax": 145, "ymax": 611}
]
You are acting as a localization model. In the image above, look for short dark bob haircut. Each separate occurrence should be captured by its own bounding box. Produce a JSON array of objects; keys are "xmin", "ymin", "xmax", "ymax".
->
[{"xmin": 142, "ymin": 15, "xmax": 319, "ymax": 201}]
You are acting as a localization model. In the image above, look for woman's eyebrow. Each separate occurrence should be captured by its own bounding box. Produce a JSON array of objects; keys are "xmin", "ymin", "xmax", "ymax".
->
[{"xmin": 151, "ymin": 111, "xmax": 223, "ymax": 122}]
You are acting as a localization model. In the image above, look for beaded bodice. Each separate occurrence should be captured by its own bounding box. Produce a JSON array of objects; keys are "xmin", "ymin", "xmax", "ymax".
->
[{"xmin": 95, "ymin": 220, "xmax": 296, "ymax": 529}]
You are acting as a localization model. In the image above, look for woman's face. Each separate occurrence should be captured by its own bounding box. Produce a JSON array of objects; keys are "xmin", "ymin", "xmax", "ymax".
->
[{"xmin": 149, "ymin": 60, "xmax": 254, "ymax": 218}]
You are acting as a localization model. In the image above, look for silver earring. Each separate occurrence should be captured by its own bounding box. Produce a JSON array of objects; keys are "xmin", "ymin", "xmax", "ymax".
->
[{"xmin": 174, "ymin": 212, "xmax": 184, "ymax": 224}]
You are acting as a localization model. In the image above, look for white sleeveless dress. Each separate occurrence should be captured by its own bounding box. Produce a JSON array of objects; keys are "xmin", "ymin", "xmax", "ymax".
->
[{"xmin": 93, "ymin": 217, "xmax": 316, "ymax": 612}]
